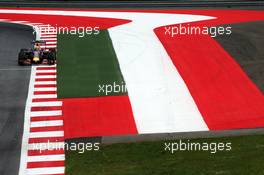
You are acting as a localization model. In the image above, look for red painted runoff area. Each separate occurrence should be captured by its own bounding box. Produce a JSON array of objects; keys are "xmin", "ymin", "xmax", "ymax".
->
[
  {"xmin": 154, "ymin": 11, "xmax": 264, "ymax": 130},
  {"xmin": 0, "ymin": 13, "xmax": 130, "ymax": 29},
  {"xmin": 62, "ymin": 96, "xmax": 138, "ymax": 138}
]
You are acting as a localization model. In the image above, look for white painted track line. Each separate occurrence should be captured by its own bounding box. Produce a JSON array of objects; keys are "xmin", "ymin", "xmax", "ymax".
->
[
  {"xmin": 40, "ymin": 35, "xmax": 57, "ymax": 38},
  {"xmin": 26, "ymin": 167, "xmax": 64, "ymax": 175},
  {"xmin": 36, "ymin": 64, "xmax": 56, "ymax": 67},
  {"xmin": 35, "ymin": 70, "xmax": 56, "ymax": 73},
  {"xmin": 35, "ymin": 75, "xmax": 56, "ymax": 79},
  {"xmin": 40, "ymin": 32, "xmax": 57, "ymax": 34},
  {"xmin": 33, "ymin": 94, "xmax": 57, "ymax": 99},
  {"xmin": 39, "ymin": 29, "xmax": 56, "ymax": 31},
  {"xmin": 12, "ymin": 20, "xmax": 28, "ymax": 23},
  {"xmin": 31, "ymin": 120, "xmax": 63, "ymax": 128},
  {"xmin": 28, "ymin": 142, "xmax": 65, "ymax": 151},
  {"xmin": 42, "ymin": 45, "xmax": 57, "ymax": 48},
  {"xmin": 34, "ymin": 81, "xmax": 56, "ymax": 85},
  {"xmin": 27, "ymin": 154, "xmax": 65, "ymax": 162},
  {"xmin": 29, "ymin": 131, "xmax": 64, "ymax": 138},
  {"xmin": 30, "ymin": 110, "xmax": 62, "ymax": 117},
  {"xmin": 36, "ymin": 24, "xmax": 50, "ymax": 27},
  {"xmin": 0, "ymin": 18, "xmax": 9, "ymax": 20},
  {"xmin": 41, "ymin": 38, "xmax": 57, "ymax": 41},
  {"xmin": 27, "ymin": 23, "xmax": 43, "ymax": 25},
  {"xmin": 31, "ymin": 101, "xmax": 62, "ymax": 107},
  {"xmin": 34, "ymin": 87, "xmax": 57, "ymax": 91},
  {"xmin": 46, "ymin": 41, "xmax": 57, "ymax": 44}
]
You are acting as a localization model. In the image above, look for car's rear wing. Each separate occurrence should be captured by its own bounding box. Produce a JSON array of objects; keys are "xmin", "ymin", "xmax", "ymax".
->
[{"xmin": 32, "ymin": 40, "xmax": 46, "ymax": 44}]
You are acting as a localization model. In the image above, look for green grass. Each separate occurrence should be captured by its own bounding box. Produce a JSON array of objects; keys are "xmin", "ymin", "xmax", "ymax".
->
[
  {"xmin": 57, "ymin": 30, "xmax": 126, "ymax": 98},
  {"xmin": 66, "ymin": 134, "xmax": 264, "ymax": 175}
]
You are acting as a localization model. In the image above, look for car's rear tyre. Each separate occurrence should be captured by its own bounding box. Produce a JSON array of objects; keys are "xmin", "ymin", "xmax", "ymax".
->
[
  {"xmin": 48, "ymin": 51, "xmax": 56, "ymax": 65},
  {"xmin": 18, "ymin": 49, "xmax": 26, "ymax": 65},
  {"xmin": 49, "ymin": 49, "xmax": 57, "ymax": 60},
  {"xmin": 48, "ymin": 59, "xmax": 55, "ymax": 65},
  {"xmin": 18, "ymin": 49, "xmax": 31, "ymax": 65}
]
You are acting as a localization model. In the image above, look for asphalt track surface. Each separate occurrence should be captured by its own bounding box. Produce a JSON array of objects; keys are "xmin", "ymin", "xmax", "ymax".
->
[
  {"xmin": 0, "ymin": 23, "xmax": 33, "ymax": 175},
  {"xmin": 215, "ymin": 21, "xmax": 264, "ymax": 93}
]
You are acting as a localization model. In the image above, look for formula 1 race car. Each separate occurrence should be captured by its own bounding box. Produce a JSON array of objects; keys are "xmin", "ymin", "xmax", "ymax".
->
[{"xmin": 18, "ymin": 40, "xmax": 56, "ymax": 65}]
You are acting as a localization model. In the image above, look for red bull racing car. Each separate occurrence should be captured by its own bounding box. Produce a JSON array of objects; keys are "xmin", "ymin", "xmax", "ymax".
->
[{"xmin": 18, "ymin": 40, "xmax": 56, "ymax": 65}]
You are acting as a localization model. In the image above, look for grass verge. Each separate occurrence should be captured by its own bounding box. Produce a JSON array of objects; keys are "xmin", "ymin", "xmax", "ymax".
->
[
  {"xmin": 66, "ymin": 134, "xmax": 264, "ymax": 175},
  {"xmin": 57, "ymin": 30, "xmax": 126, "ymax": 98}
]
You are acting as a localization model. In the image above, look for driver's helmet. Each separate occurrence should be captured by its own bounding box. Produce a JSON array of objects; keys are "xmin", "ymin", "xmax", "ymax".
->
[{"xmin": 34, "ymin": 42, "xmax": 41, "ymax": 51}]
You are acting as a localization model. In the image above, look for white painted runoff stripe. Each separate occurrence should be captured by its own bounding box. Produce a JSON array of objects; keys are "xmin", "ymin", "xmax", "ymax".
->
[
  {"xmin": 39, "ymin": 34, "xmax": 55, "ymax": 37},
  {"xmin": 38, "ymin": 27, "xmax": 54, "ymax": 29},
  {"xmin": 39, "ymin": 28, "xmax": 56, "ymax": 31},
  {"xmin": 46, "ymin": 41, "xmax": 57, "ymax": 44},
  {"xmin": 29, "ymin": 131, "xmax": 64, "ymax": 138},
  {"xmin": 34, "ymin": 81, "xmax": 56, "ymax": 85},
  {"xmin": 37, "ymin": 64, "xmax": 56, "ymax": 68},
  {"xmin": 31, "ymin": 120, "xmax": 63, "ymax": 128},
  {"xmin": 41, "ymin": 45, "xmax": 57, "ymax": 49},
  {"xmin": 0, "ymin": 18, "xmax": 9, "ymax": 21},
  {"xmin": 31, "ymin": 101, "xmax": 61, "ymax": 107},
  {"xmin": 40, "ymin": 32, "xmax": 57, "ymax": 35},
  {"xmin": 27, "ymin": 167, "xmax": 64, "ymax": 175},
  {"xmin": 12, "ymin": 20, "xmax": 29, "ymax": 23},
  {"xmin": 40, "ymin": 35, "xmax": 57, "ymax": 38},
  {"xmin": 108, "ymin": 12, "xmax": 213, "ymax": 134},
  {"xmin": 35, "ymin": 69, "xmax": 56, "ymax": 73},
  {"xmin": 30, "ymin": 110, "xmax": 62, "ymax": 117},
  {"xmin": 28, "ymin": 142, "xmax": 65, "ymax": 151},
  {"xmin": 33, "ymin": 94, "xmax": 57, "ymax": 99},
  {"xmin": 41, "ymin": 38, "xmax": 57, "ymax": 41},
  {"xmin": 27, "ymin": 154, "xmax": 65, "ymax": 162},
  {"xmin": 27, "ymin": 22, "xmax": 43, "ymax": 25},
  {"xmin": 41, "ymin": 44, "xmax": 56, "ymax": 46},
  {"xmin": 40, "ymin": 31, "xmax": 56, "ymax": 34},
  {"xmin": 34, "ymin": 87, "xmax": 57, "ymax": 91},
  {"xmin": 109, "ymin": 30, "xmax": 208, "ymax": 134},
  {"xmin": 110, "ymin": 27, "xmax": 209, "ymax": 133},
  {"xmin": 36, "ymin": 24, "xmax": 50, "ymax": 27},
  {"xmin": 35, "ymin": 75, "xmax": 56, "ymax": 79}
]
